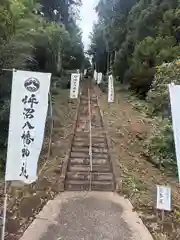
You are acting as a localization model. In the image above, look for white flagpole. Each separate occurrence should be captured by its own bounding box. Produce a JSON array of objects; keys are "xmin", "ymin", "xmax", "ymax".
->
[
  {"xmin": 38, "ymin": 92, "xmax": 53, "ymax": 175},
  {"xmin": 1, "ymin": 182, "xmax": 7, "ymax": 240},
  {"xmin": 0, "ymin": 69, "xmax": 52, "ymax": 239},
  {"xmin": 1, "ymin": 67, "xmax": 15, "ymax": 240}
]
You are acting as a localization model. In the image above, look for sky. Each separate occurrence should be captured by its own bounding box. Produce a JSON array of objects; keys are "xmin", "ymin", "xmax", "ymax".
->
[{"xmin": 79, "ymin": 0, "xmax": 98, "ymax": 50}]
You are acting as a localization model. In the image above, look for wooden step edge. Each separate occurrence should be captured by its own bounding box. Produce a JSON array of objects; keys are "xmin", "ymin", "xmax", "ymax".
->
[{"xmin": 65, "ymin": 180, "xmax": 114, "ymax": 185}]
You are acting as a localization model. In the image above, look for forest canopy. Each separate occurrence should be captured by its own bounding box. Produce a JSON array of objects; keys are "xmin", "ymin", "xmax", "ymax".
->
[
  {"xmin": 90, "ymin": 0, "xmax": 180, "ymax": 171},
  {"xmin": 0, "ymin": 0, "xmax": 85, "ymax": 173},
  {"xmin": 90, "ymin": 0, "xmax": 180, "ymax": 97}
]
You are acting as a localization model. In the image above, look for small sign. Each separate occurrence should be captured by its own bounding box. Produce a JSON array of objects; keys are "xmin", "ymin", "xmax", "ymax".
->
[{"xmin": 156, "ymin": 185, "xmax": 171, "ymax": 211}]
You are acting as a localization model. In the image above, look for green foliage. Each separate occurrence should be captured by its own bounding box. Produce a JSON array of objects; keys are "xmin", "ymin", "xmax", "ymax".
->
[
  {"xmin": 89, "ymin": 0, "xmax": 136, "ymax": 74},
  {"xmin": 147, "ymin": 60, "xmax": 180, "ymax": 117},
  {"xmin": 91, "ymin": 0, "xmax": 180, "ymax": 174},
  {"xmin": 40, "ymin": 0, "xmax": 81, "ymax": 25},
  {"xmin": 143, "ymin": 117, "xmax": 176, "ymax": 170},
  {"xmin": 62, "ymin": 21, "xmax": 84, "ymax": 70},
  {"xmin": 113, "ymin": 36, "xmax": 135, "ymax": 83},
  {"xmin": 0, "ymin": 0, "xmax": 84, "ymax": 173},
  {"xmin": 133, "ymin": 59, "xmax": 180, "ymax": 173},
  {"xmin": 92, "ymin": 0, "xmax": 180, "ymax": 95},
  {"xmin": 127, "ymin": 36, "xmax": 180, "ymax": 97},
  {"xmin": 89, "ymin": 22, "xmax": 108, "ymax": 74}
]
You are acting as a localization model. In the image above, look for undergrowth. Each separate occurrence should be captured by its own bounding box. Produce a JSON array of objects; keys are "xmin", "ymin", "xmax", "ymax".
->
[{"xmin": 119, "ymin": 60, "xmax": 180, "ymax": 173}]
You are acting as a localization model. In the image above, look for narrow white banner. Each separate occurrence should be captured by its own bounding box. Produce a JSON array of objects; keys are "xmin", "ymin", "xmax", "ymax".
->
[
  {"xmin": 94, "ymin": 70, "xmax": 97, "ymax": 82},
  {"xmin": 169, "ymin": 84, "xmax": 180, "ymax": 181},
  {"xmin": 84, "ymin": 69, "xmax": 87, "ymax": 75},
  {"xmin": 5, "ymin": 70, "xmax": 51, "ymax": 184},
  {"xmin": 156, "ymin": 185, "xmax": 171, "ymax": 211},
  {"xmin": 97, "ymin": 72, "xmax": 102, "ymax": 84},
  {"xmin": 70, "ymin": 73, "xmax": 80, "ymax": 99},
  {"xmin": 108, "ymin": 75, "xmax": 114, "ymax": 103}
]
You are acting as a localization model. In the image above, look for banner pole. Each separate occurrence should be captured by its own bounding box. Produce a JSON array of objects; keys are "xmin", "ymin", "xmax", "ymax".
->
[
  {"xmin": 88, "ymin": 87, "xmax": 92, "ymax": 191},
  {"xmin": 38, "ymin": 92, "xmax": 53, "ymax": 176},
  {"xmin": 1, "ymin": 181, "xmax": 8, "ymax": 240},
  {"xmin": 47, "ymin": 92, "xmax": 53, "ymax": 157},
  {"xmin": 1, "ymin": 67, "xmax": 15, "ymax": 240}
]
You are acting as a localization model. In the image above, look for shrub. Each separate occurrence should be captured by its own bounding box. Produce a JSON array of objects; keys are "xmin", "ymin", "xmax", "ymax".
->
[
  {"xmin": 147, "ymin": 60, "xmax": 180, "ymax": 117},
  {"xmin": 129, "ymin": 36, "xmax": 180, "ymax": 98},
  {"xmin": 143, "ymin": 117, "xmax": 176, "ymax": 171}
]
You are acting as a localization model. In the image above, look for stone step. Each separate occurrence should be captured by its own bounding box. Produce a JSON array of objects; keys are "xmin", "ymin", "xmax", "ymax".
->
[
  {"xmin": 92, "ymin": 153, "xmax": 109, "ymax": 158},
  {"xmin": 92, "ymin": 133, "xmax": 105, "ymax": 137},
  {"xmin": 74, "ymin": 132, "xmax": 105, "ymax": 137},
  {"xmin": 70, "ymin": 152, "xmax": 108, "ymax": 159},
  {"xmin": 76, "ymin": 123, "xmax": 89, "ymax": 126},
  {"xmin": 72, "ymin": 142, "xmax": 89, "ymax": 147},
  {"xmin": 66, "ymin": 172, "xmax": 113, "ymax": 181},
  {"xmin": 65, "ymin": 180, "xmax": 114, "ymax": 191},
  {"xmin": 74, "ymin": 133, "xmax": 89, "ymax": 139},
  {"xmin": 70, "ymin": 152, "xmax": 89, "ymax": 158},
  {"xmin": 75, "ymin": 129, "xmax": 89, "ymax": 133},
  {"xmin": 91, "ymin": 137, "xmax": 106, "ymax": 143},
  {"xmin": 92, "ymin": 148, "xmax": 108, "ymax": 153},
  {"xmin": 71, "ymin": 147, "xmax": 108, "ymax": 153},
  {"xmin": 79, "ymin": 102, "xmax": 88, "ymax": 105},
  {"xmin": 74, "ymin": 137, "xmax": 89, "ymax": 142},
  {"xmin": 76, "ymin": 119, "xmax": 89, "ymax": 123},
  {"xmin": 79, "ymin": 104, "xmax": 88, "ymax": 108},
  {"xmin": 78, "ymin": 112, "xmax": 88, "ymax": 116},
  {"xmin": 75, "ymin": 130, "xmax": 89, "ymax": 134},
  {"xmin": 72, "ymin": 147, "xmax": 89, "ymax": 152},
  {"xmin": 73, "ymin": 142, "xmax": 106, "ymax": 148},
  {"xmin": 74, "ymin": 136, "xmax": 106, "ymax": 143},
  {"xmin": 69, "ymin": 157, "xmax": 109, "ymax": 165},
  {"xmin": 78, "ymin": 108, "xmax": 88, "ymax": 111},
  {"xmin": 78, "ymin": 114, "xmax": 89, "ymax": 118},
  {"xmin": 68, "ymin": 165, "xmax": 111, "ymax": 172}
]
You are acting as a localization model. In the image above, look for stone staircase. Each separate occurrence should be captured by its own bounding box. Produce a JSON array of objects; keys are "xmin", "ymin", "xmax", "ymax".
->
[{"xmin": 65, "ymin": 87, "xmax": 115, "ymax": 191}]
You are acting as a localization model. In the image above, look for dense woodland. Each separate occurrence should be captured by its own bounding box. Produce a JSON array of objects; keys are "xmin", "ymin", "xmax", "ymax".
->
[
  {"xmin": 90, "ymin": 0, "xmax": 180, "ymax": 172},
  {"xmin": 0, "ymin": 0, "xmax": 85, "ymax": 174}
]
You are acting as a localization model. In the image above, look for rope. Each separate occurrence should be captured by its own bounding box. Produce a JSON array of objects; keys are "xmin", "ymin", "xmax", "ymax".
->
[{"xmin": 88, "ymin": 87, "xmax": 92, "ymax": 191}]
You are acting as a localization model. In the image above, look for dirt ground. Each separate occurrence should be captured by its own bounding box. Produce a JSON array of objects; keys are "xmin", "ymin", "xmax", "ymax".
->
[
  {"xmin": 97, "ymin": 86, "xmax": 180, "ymax": 240},
  {"xmin": 0, "ymin": 89, "xmax": 77, "ymax": 240}
]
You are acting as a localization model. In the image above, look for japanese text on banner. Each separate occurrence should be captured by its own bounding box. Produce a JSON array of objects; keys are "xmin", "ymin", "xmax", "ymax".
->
[
  {"xmin": 5, "ymin": 70, "xmax": 51, "ymax": 184},
  {"xmin": 70, "ymin": 73, "xmax": 80, "ymax": 99},
  {"xmin": 108, "ymin": 75, "xmax": 114, "ymax": 103}
]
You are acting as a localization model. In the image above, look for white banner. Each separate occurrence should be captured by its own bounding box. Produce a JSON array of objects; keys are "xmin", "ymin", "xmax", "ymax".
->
[
  {"xmin": 70, "ymin": 73, "xmax": 80, "ymax": 99},
  {"xmin": 97, "ymin": 72, "xmax": 102, "ymax": 84},
  {"xmin": 169, "ymin": 84, "xmax": 180, "ymax": 181},
  {"xmin": 108, "ymin": 75, "xmax": 114, "ymax": 103},
  {"xmin": 84, "ymin": 69, "xmax": 87, "ymax": 75},
  {"xmin": 94, "ymin": 70, "xmax": 97, "ymax": 82},
  {"xmin": 5, "ymin": 70, "xmax": 51, "ymax": 184},
  {"xmin": 156, "ymin": 185, "xmax": 171, "ymax": 211},
  {"xmin": 80, "ymin": 72, "xmax": 83, "ymax": 80}
]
